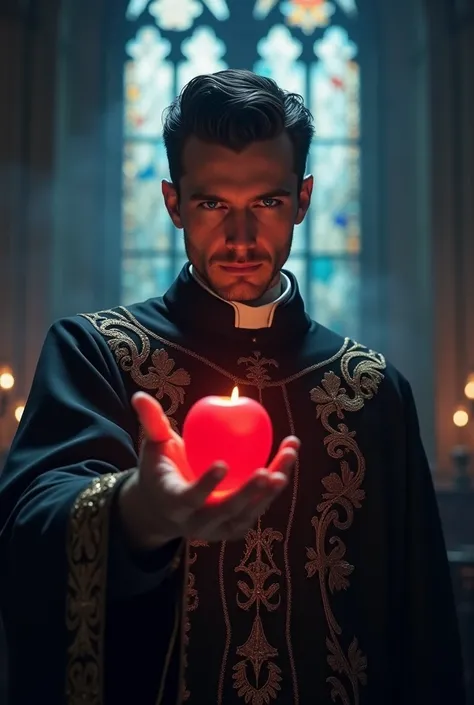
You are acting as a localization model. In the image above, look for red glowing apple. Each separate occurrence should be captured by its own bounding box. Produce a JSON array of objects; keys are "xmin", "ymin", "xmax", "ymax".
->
[{"xmin": 182, "ymin": 387, "xmax": 273, "ymax": 500}]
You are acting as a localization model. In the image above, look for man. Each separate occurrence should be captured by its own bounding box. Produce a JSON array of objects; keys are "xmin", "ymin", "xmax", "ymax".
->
[{"xmin": 0, "ymin": 70, "xmax": 465, "ymax": 705}]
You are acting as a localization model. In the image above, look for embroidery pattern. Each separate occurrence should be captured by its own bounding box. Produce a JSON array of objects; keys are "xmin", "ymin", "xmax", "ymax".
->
[
  {"xmin": 232, "ymin": 351, "xmax": 286, "ymax": 702},
  {"xmin": 237, "ymin": 351, "xmax": 279, "ymax": 388},
  {"xmin": 81, "ymin": 312, "xmax": 191, "ymax": 430},
  {"xmin": 65, "ymin": 472, "xmax": 128, "ymax": 705},
  {"xmin": 83, "ymin": 307, "xmax": 350, "ymax": 389},
  {"xmin": 280, "ymin": 383, "xmax": 301, "ymax": 704},
  {"xmin": 306, "ymin": 343, "xmax": 386, "ymax": 705},
  {"xmin": 77, "ymin": 308, "xmax": 387, "ymax": 705},
  {"xmin": 67, "ymin": 312, "xmax": 193, "ymax": 704},
  {"xmin": 181, "ymin": 540, "xmax": 209, "ymax": 701},
  {"xmin": 232, "ymin": 524, "xmax": 284, "ymax": 703}
]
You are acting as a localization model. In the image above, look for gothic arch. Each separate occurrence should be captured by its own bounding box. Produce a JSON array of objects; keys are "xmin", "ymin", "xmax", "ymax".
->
[
  {"xmin": 53, "ymin": 0, "xmax": 443, "ymax": 467},
  {"xmin": 117, "ymin": 0, "xmax": 366, "ymax": 341}
]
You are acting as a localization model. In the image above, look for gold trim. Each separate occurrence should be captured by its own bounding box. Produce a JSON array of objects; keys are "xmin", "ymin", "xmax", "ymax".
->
[
  {"xmin": 81, "ymin": 310, "xmax": 196, "ymax": 703},
  {"xmin": 80, "ymin": 312, "xmax": 191, "ymax": 431},
  {"xmin": 237, "ymin": 352, "xmax": 279, "ymax": 387},
  {"xmin": 181, "ymin": 540, "xmax": 209, "ymax": 702},
  {"xmin": 65, "ymin": 472, "xmax": 128, "ymax": 705},
  {"xmin": 217, "ymin": 540, "xmax": 231, "ymax": 705},
  {"xmin": 281, "ymin": 383, "xmax": 300, "ymax": 704},
  {"xmin": 232, "ymin": 518, "xmax": 283, "ymax": 703},
  {"xmin": 175, "ymin": 544, "xmax": 191, "ymax": 705},
  {"xmin": 306, "ymin": 343, "xmax": 386, "ymax": 704},
  {"xmin": 80, "ymin": 309, "xmax": 351, "ymax": 388},
  {"xmin": 77, "ymin": 309, "xmax": 387, "ymax": 704}
]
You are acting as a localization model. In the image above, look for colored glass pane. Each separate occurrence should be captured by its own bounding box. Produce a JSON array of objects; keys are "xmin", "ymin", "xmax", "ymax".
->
[
  {"xmin": 177, "ymin": 26, "xmax": 227, "ymax": 92},
  {"xmin": 281, "ymin": 0, "xmax": 336, "ymax": 34},
  {"xmin": 124, "ymin": 26, "xmax": 172, "ymax": 138},
  {"xmin": 126, "ymin": 0, "xmax": 151, "ymax": 20},
  {"xmin": 310, "ymin": 257, "xmax": 359, "ymax": 336},
  {"xmin": 122, "ymin": 141, "xmax": 171, "ymax": 252},
  {"xmin": 310, "ymin": 144, "xmax": 360, "ymax": 254},
  {"xmin": 311, "ymin": 26, "xmax": 359, "ymax": 139},
  {"xmin": 255, "ymin": 25, "xmax": 305, "ymax": 95},
  {"xmin": 201, "ymin": 0, "xmax": 231, "ymax": 21},
  {"xmin": 127, "ymin": 0, "xmax": 230, "ymax": 27},
  {"xmin": 253, "ymin": 0, "xmax": 280, "ymax": 19},
  {"xmin": 122, "ymin": 2, "xmax": 362, "ymax": 337},
  {"xmin": 284, "ymin": 255, "xmax": 307, "ymax": 298},
  {"xmin": 253, "ymin": 0, "xmax": 357, "ymax": 27},
  {"xmin": 122, "ymin": 255, "xmax": 174, "ymax": 304},
  {"xmin": 291, "ymin": 222, "xmax": 307, "ymax": 253},
  {"xmin": 149, "ymin": 0, "xmax": 203, "ymax": 31}
]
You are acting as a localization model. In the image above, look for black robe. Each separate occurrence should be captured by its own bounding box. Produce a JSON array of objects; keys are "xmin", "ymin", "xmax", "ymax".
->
[{"xmin": 0, "ymin": 265, "xmax": 465, "ymax": 705}]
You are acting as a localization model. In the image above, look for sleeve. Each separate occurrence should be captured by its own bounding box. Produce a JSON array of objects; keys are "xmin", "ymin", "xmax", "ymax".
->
[
  {"xmin": 0, "ymin": 317, "xmax": 183, "ymax": 703},
  {"xmin": 398, "ymin": 376, "xmax": 466, "ymax": 704}
]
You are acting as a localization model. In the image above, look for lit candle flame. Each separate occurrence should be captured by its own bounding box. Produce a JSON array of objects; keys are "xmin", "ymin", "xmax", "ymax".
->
[
  {"xmin": 231, "ymin": 386, "xmax": 239, "ymax": 401},
  {"xmin": 0, "ymin": 372, "xmax": 14, "ymax": 390},
  {"xmin": 453, "ymin": 407, "xmax": 469, "ymax": 428},
  {"xmin": 465, "ymin": 373, "xmax": 474, "ymax": 400}
]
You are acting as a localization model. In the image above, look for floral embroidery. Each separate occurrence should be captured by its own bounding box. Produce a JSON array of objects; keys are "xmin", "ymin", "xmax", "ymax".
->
[
  {"xmin": 306, "ymin": 343, "xmax": 385, "ymax": 705},
  {"xmin": 81, "ymin": 311, "xmax": 190, "ymax": 430},
  {"xmin": 75, "ymin": 307, "xmax": 387, "ymax": 705},
  {"xmin": 65, "ymin": 473, "xmax": 128, "ymax": 704},
  {"xmin": 182, "ymin": 540, "xmax": 209, "ymax": 701},
  {"xmin": 232, "ymin": 522, "xmax": 284, "ymax": 704},
  {"xmin": 237, "ymin": 351, "xmax": 279, "ymax": 387}
]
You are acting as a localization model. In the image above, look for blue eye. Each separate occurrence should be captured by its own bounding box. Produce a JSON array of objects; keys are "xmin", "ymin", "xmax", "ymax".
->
[
  {"xmin": 261, "ymin": 198, "xmax": 281, "ymax": 208},
  {"xmin": 200, "ymin": 201, "xmax": 221, "ymax": 210}
]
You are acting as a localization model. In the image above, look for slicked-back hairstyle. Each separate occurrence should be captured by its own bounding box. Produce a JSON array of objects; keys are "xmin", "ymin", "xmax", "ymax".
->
[{"xmin": 162, "ymin": 69, "xmax": 314, "ymax": 190}]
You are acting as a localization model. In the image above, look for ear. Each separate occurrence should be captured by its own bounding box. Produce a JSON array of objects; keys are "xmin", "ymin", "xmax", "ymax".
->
[
  {"xmin": 295, "ymin": 174, "xmax": 313, "ymax": 225},
  {"xmin": 162, "ymin": 180, "xmax": 183, "ymax": 229}
]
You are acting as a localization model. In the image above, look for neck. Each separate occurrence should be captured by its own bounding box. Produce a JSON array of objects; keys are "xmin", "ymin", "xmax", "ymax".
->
[
  {"xmin": 162, "ymin": 263, "xmax": 312, "ymax": 345},
  {"xmin": 189, "ymin": 265, "xmax": 290, "ymax": 329},
  {"xmin": 190, "ymin": 266, "xmax": 282, "ymax": 304}
]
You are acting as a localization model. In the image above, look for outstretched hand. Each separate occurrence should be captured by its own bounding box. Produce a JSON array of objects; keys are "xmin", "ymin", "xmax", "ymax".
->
[{"xmin": 120, "ymin": 391, "xmax": 300, "ymax": 547}]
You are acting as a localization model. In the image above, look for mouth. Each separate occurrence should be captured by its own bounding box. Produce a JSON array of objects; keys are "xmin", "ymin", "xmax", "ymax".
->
[{"xmin": 218, "ymin": 263, "xmax": 263, "ymax": 275}]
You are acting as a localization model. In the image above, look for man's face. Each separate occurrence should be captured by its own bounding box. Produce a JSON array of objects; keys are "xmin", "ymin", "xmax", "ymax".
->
[{"xmin": 162, "ymin": 132, "xmax": 313, "ymax": 302}]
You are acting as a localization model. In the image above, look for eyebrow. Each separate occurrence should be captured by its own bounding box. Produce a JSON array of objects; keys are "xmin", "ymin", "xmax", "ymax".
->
[{"xmin": 188, "ymin": 188, "xmax": 293, "ymax": 202}]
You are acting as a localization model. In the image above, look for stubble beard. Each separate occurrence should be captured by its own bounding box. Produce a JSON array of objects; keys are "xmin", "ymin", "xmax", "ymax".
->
[
  {"xmin": 213, "ymin": 279, "xmax": 271, "ymax": 303},
  {"xmin": 184, "ymin": 232, "xmax": 292, "ymax": 303}
]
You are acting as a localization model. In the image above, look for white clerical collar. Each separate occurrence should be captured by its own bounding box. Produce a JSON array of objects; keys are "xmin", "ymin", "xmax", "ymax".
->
[{"xmin": 189, "ymin": 264, "xmax": 292, "ymax": 329}]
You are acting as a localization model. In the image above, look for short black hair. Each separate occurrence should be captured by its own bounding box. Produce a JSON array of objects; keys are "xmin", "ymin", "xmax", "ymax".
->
[{"xmin": 162, "ymin": 69, "xmax": 314, "ymax": 188}]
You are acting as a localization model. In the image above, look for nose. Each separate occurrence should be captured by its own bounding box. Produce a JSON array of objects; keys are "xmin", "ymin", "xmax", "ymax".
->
[{"xmin": 224, "ymin": 208, "xmax": 257, "ymax": 252}]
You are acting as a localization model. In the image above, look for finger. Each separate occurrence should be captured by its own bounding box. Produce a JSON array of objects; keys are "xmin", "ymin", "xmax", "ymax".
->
[
  {"xmin": 180, "ymin": 463, "xmax": 229, "ymax": 509},
  {"xmin": 228, "ymin": 468, "xmax": 290, "ymax": 528},
  {"xmin": 139, "ymin": 435, "xmax": 180, "ymax": 478},
  {"xmin": 204, "ymin": 470, "xmax": 289, "ymax": 541},
  {"xmin": 188, "ymin": 450, "xmax": 296, "ymax": 537},
  {"xmin": 185, "ymin": 470, "xmax": 264, "ymax": 537},
  {"xmin": 203, "ymin": 469, "xmax": 275, "ymax": 523},
  {"xmin": 279, "ymin": 435, "xmax": 301, "ymax": 452},
  {"xmin": 248, "ymin": 473, "xmax": 287, "ymax": 516},
  {"xmin": 132, "ymin": 392, "xmax": 173, "ymax": 444},
  {"xmin": 267, "ymin": 446, "xmax": 298, "ymax": 478},
  {"xmin": 158, "ymin": 456, "xmax": 193, "ymax": 495},
  {"xmin": 219, "ymin": 492, "xmax": 275, "ymax": 540}
]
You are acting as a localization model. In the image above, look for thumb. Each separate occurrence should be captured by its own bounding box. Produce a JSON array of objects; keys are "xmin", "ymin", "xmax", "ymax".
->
[
  {"xmin": 132, "ymin": 392, "xmax": 181, "ymax": 483},
  {"xmin": 132, "ymin": 391, "xmax": 173, "ymax": 444}
]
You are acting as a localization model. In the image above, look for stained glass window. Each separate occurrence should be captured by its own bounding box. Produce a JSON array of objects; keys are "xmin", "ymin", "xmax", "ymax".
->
[{"xmin": 122, "ymin": 0, "xmax": 362, "ymax": 337}]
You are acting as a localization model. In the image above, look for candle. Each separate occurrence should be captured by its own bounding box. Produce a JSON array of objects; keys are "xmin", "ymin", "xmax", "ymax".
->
[{"xmin": 182, "ymin": 387, "xmax": 273, "ymax": 500}]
